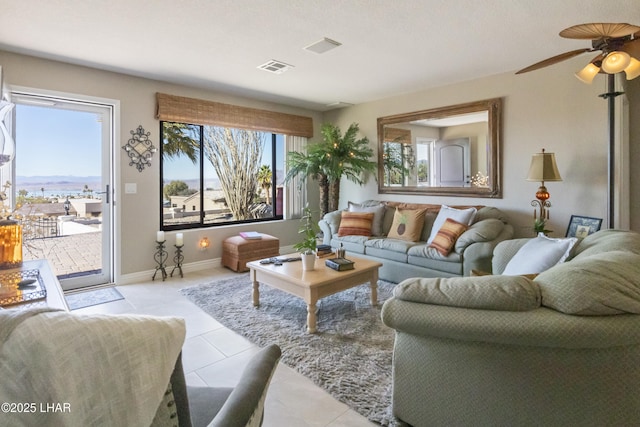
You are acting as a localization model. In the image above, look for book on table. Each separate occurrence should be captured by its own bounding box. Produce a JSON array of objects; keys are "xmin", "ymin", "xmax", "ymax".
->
[
  {"xmin": 325, "ymin": 257, "xmax": 355, "ymax": 271},
  {"xmin": 315, "ymin": 244, "xmax": 333, "ymax": 257},
  {"xmin": 315, "ymin": 244, "xmax": 332, "ymax": 256},
  {"xmin": 316, "ymin": 251, "xmax": 334, "ymax": 258},
  {"xmin": 239, "ymin": 231, "xmax": 262, "ymax": 240}
]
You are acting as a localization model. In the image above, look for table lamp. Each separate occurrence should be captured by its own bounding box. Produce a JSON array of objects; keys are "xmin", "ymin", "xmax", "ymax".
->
[{"xmin": 526, "ymin": 148, "xmax": 562, "ymax": 221}]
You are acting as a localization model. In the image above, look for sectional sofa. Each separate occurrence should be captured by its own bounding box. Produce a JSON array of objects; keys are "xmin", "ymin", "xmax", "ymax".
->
[
  {"xmin": 318, "ymin": 200, "xmax": 514, "ymax": 283},
  {"xmin": 381, "ymin": 229, "xmax": 640, "ymax": 426}
]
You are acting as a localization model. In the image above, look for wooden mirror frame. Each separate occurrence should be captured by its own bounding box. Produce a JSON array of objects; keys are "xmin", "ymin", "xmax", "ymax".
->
[{"xmin": 377, "ymin": 97, "xmax": 502, "ymax": 198}]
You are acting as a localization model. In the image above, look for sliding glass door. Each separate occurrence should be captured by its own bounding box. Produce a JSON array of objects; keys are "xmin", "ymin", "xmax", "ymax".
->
[{"xmin": 12, "ymin": 91, "xmax": 114, "ymax": 290}]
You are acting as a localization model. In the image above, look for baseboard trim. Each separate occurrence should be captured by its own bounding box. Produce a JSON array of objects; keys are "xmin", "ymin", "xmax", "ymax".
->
[
  {"xmin": 117, "ymin": 257, "xmax": 222, "ymax": 285},
  {"xmin": 116, "ymin": 245, "xmax": 296, "ymax": 285}
]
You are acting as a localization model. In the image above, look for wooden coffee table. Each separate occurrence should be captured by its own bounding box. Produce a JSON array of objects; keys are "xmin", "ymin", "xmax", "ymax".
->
[{"xmin": 247, "ymin": 254, "xmax": 382, "ymax": 333}]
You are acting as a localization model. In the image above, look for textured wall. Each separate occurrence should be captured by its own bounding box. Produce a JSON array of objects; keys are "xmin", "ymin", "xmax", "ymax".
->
[
  {"xmin": 323, "ymin": 58, "xmax": 631, "ymax": 237},
  {"xmin": 0, "ymin": 50, "xmax": 322, "ymax": 279}
]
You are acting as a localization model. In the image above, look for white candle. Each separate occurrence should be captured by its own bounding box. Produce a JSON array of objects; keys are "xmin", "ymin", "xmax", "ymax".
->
[
  {"xmin": 176, "ymin": 233, "xmax": 184, "ymax": 246},
  {"xmin": 157, "ymin": 231, "xmax": 165, "ymax": 242}
]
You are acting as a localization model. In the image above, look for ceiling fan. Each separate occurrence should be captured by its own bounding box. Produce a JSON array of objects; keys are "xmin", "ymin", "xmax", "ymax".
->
[{"xmin": 516, "ymin": 23, "xmax": 640, "ymax": 83}]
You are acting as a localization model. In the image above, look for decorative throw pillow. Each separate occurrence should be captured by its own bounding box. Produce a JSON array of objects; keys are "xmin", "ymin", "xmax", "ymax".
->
[
  {"xmin": 348, "ymin": 202, "xmax": 386, "ymax": 236},
  {"xmin": 427, "ymin": 205, "xmax": 477, "ymax": 244},
  {"xmin": 387, "ymin": 208, "xmax": 426, "ymax": 242},
  {"xmin": 429, "ymin": 218, "xmax": 468, "ymax": 256},
  {"xmin": 337, "ymin": 211, "xmax": 374, "ymax": 237},
  {"xmin": 502, "ymin": 233, "xmax": 578, "ymax": 276}
]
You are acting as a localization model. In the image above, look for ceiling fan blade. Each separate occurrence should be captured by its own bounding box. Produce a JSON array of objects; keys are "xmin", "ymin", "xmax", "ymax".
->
[
  {"xmin": 560, "ymin": 23, "xmax": 640, "ymax": 39},
  {"xmin": 516, "ymin": 49, "xmax": 590, "ymax": 74},
  {"xmin": 621, "ymin": 37, "xmax": 640, "ymax": 60}
]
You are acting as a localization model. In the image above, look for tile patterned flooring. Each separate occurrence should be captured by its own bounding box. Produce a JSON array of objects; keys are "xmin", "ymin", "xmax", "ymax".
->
[{"xmin": 74, "ymin": 267, "xmax": 377, "ymax": 427}]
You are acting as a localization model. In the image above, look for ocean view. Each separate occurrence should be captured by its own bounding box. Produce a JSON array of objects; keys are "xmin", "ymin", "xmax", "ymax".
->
[{"xmin": 16, "ymin": 176, "xmax": 102, "ymax": 198}]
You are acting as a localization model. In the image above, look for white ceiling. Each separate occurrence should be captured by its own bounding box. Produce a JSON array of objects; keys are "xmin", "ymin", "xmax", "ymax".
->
[{"xmin": 1, "ymin": 1, "xmax": 639, "ymax": 111}]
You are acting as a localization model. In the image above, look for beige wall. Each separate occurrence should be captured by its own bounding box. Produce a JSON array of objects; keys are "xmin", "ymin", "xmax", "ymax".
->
[
  {"xmin": 2, "ymin": 49, "xmax": 637, "ymax": 280},
  {"xmin": 0, "ymin": 50, "xmax": 323, "ymax": 279},
  {"xmin": 324, "ymin": 58, "xmax": 639, "ymax": 237}
]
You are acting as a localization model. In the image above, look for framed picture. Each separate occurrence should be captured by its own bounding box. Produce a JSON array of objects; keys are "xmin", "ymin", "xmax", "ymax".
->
[{"xmin": 565, "ymin": 215, "xmax": 603, "ymax": 238}]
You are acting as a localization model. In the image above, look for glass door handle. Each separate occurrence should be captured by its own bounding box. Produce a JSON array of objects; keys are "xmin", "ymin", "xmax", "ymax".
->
[{"xmin": 95, "ymin": 185, "xmax": 110, "ymax": 203}]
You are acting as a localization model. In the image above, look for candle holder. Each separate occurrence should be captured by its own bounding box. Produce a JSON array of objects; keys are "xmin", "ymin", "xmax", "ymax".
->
[
  {"xmin": 170, "ymin": 244, "xmax": 184, "ymax": 278},
  {"xmin": 152, "ymin": 240, "xmax": 168, "ymax": 281}
]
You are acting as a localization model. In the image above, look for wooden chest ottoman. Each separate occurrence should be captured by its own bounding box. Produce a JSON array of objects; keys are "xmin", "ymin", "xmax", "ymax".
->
[{"xmin": 222, "ymin": 234, "xmax": 280, "ymax": 272}]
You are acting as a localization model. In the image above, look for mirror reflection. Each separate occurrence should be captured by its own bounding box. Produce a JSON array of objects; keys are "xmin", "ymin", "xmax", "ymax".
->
[{"xmin": 378, "ymin": 98, "xmax": 501, "ymax": 197}]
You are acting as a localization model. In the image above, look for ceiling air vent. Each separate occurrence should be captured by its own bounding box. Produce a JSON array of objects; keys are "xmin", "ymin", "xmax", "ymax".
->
[
  {"xmin": 326, "ymin": 102, "xmax": 354, "ymax": 109},
  {"xmin": 304, "ymin": 37, "xmax": 341, "ymax": 54},
  {"xmin": 258, "ymin": 60, "xmax": 294, "ymax": 74}
]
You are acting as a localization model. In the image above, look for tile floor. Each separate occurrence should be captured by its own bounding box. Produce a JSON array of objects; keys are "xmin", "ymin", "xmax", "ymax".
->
[{"xmin": 74, "ymin": 267, "xmax": 377, "ymax": 427}]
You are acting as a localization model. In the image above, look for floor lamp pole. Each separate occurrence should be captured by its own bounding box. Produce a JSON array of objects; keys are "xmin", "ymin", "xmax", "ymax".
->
[
  {"xmin": 607, "ymin": 74, "xmax": 615, "ymax": 229},
  {"xmin": 600, "ymin": 73, "xmax": 624, "ymax": 229}
]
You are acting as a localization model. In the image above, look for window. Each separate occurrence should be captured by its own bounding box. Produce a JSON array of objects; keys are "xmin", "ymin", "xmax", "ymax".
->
[
  {"xmin": 382, "ymin": 127, "xmax": 413, "ymax": 186},
  {"xmin": 416, "ymin": 137, "xmax": 434, "ymax": 186},
  {"xmin": 161, "ymin": 121, "xmax": 284, "ymax": 230}
]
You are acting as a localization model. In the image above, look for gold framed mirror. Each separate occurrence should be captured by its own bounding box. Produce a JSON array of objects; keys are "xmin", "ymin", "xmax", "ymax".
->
[{"xmin": 377, "ymin": 98, "xmax": 502, "ymax": 198}]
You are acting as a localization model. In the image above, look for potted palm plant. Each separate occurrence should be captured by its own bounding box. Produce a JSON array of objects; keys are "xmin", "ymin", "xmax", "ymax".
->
[
  {"xmin": 293, "ymin": 205, "xmax": 320, "ymax": 271},
  {"xmin": 284, "ymin": 123, "xmax": 376, "ymax": 218}
]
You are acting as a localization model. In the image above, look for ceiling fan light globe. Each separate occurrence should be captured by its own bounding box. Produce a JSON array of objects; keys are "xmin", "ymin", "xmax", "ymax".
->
[
  {"xmin": 601, "ymin": 51, "xmax": 632, "ymax": 73},
  {"xmin": 575, "ymin": 63, "xmax": 600, "ymax": 84},
  {"xmin": 624, "ymin": 58, "xmax": 640, "ymax": 80}
]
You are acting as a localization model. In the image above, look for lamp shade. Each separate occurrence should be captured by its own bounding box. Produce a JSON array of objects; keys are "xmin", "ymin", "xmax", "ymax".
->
[
  {"xmin": 575, "ymin": 62, "xmax": 601, "ymax": 84},
  {"xmin": 624, "ymin": 57, "xmax": 640, "ymax": 80},
  {"xmin": 526, "ymin": 149, "xmax": 562, "ymax": 182},
  {"xmin": 601, "ymin": 51, "xmax": 632, "ymax": 74}
]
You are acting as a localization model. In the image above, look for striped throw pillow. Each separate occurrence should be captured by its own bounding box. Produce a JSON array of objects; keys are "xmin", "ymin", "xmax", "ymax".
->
[
  {"xmin": 429, "ymin": 218, "xmax": 468, "ymax": 255},
  {"xmin": 337, "ymin": 211, "xmax": 375, "ymax": 237}
]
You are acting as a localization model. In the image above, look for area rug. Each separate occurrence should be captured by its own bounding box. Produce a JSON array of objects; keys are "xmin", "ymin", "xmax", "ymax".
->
[
  {"xmin": 180, "ymin": 274, "xmax": 398, "ymax": 426},
  {"xmin": 65, "ymin": 287, "xmax": 124, "ymax": 310}
]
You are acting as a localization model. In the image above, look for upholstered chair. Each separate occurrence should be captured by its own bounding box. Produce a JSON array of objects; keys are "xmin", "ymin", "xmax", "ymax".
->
[
  {"xmin": 169, "ymin": 344, "xmax": 282, "ymax": 427},
  {"xmin": 0, "ymin": 308, "xmax": 281, "ymax": 427}
]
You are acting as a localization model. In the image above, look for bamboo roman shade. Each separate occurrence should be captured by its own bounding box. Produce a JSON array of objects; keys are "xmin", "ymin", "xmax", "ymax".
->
[
  {"xmin": 384, "ymin": 127, "xmax": 411, "ymax": 143},
  {"xmin": 156, "ymin": 93, "xmax": 313, "ymax": 138}
]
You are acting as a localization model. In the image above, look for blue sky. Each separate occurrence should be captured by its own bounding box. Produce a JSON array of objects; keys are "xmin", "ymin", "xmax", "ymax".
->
[
  {"xmin": 163, "ymin": 133, "xmax": 285, "ymax": 182},
  {"xmin": 15, "ymin": 103, "xmax": 285, "ymax": 183},
  {"xmin": 15, "ymin": 104, "xmax": 101, "ymax": 177}
]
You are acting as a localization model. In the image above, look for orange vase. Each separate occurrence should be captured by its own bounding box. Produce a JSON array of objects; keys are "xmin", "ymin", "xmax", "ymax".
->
[{"xmin": 0, "ymin": 219, "xmax": 23, "ymax": 269}]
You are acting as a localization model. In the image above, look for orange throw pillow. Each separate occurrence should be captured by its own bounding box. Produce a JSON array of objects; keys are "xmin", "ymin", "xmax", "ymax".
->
[
  {"xmin": 337, "ymin": 211, "xmax": 374, "ymax": 237},
  {"xmin": 429, "ymin": 218, "xmax": 468, "ymax": 255}
]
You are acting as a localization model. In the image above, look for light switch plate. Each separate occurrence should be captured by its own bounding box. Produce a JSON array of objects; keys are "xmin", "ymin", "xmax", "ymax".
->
[{"xmin": 125, "ymin": 183, "xmax": 137, "ymax": 194}]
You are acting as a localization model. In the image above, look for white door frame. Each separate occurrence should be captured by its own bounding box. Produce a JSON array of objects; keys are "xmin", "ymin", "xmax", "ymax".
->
[{"xmin": 9, "ymin": 85, "xmax": 119, "ymax": 289}]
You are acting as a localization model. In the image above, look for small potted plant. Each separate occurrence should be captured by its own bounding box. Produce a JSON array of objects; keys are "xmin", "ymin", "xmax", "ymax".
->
[
  {"xmin": 294, "ymin": 205, "xmax": 320, "ymax": 271},
  {"xmin": 533, "ymin": 218, "xmax": 552, "ymax": 236}
]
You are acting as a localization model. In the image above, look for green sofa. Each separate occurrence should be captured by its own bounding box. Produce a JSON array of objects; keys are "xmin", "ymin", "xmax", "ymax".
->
[
  {"xmin": 381, "ymin": 229, "xmax": 640, "ymax": 426},
  {"xmin": 318, "ymin": 201, "xmax": 514, "ymax": 282}
]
